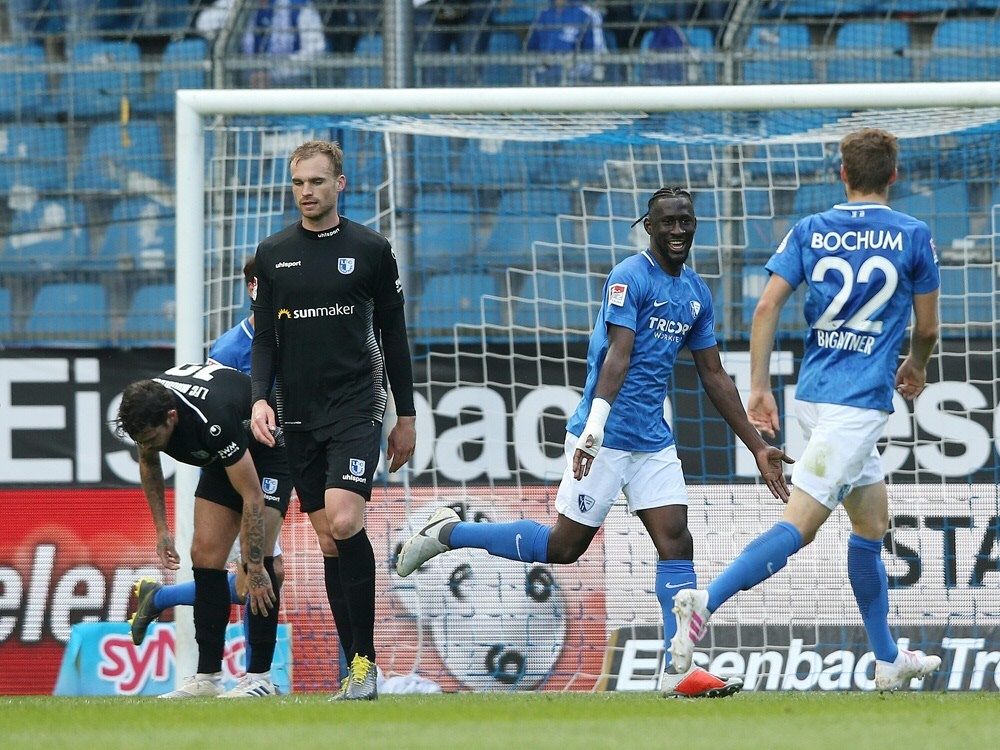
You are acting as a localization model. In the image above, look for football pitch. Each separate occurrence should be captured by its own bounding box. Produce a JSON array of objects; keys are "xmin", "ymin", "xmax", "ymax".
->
[{"xmin": 2, "ymin": 692, "xmax": 996, "ymax": 750}]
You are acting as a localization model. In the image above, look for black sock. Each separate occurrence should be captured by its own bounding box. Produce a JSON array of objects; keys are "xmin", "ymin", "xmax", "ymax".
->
[
  {"xmin": 193, "ymin": 567, "xmax": 230, "ymax": 675},
  {"xmin": 246, "ymin": 556, "xmax": 280, "ymax": 674},
  {"xmin": 324, "ymin": 555, "xmax": 354, "ymax": 658},
  {"xmin": 334, "ymin": 528, "xmax": 376, "ymax": 661}
]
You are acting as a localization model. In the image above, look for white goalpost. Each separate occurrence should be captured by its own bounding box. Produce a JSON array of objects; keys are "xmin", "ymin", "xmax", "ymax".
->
[{"xmin": 175, "ymin": 83, "xmax": 1000, "ymax": 692}]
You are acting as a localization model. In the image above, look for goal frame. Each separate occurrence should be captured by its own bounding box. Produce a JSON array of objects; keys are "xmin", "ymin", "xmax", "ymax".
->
[{"xmin": 173, "ymin": 81, "xmax": 1000, "ymax": 684}]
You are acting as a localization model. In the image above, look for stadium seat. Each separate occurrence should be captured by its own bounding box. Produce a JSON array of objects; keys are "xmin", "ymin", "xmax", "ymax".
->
[
  {"xmin": 743, "ymin": 25, "xmax": 814, "ymax": 84},
  {"xmin": 136, "ymin": 38, "xmax": 209, "ymax": 115},
  {"xmin": 3, "ymin": 199, "xmax": 89, "ymax": 271},
  {"xmin": 0, "ymin": 124, "xmax": 68, "ymax": 193},
  {"xmin": 0, "ymin": 286, "xmax": 12, "ymax": 338},
  {"xmin": 925, "ymin": 19, "xmax": 1000, "ymax": 81},
  {"xmin": 412, "ymin": 272, "xmax": 503, "ymax": 337},
  {"xmin": 828, "ymin": 21, "xmax": 912, "ymax": 83},
  {"xmin": 413, "ymin": 191, "xmax": 478, "ymax": 270},
  {"xmin": 461, "ymin": 139, "xmax": 531, "ymax": 188},
  {"xmin": 99, "ymin": 199, "xmax": 176, "ymax": 269},
  {"xmin": 64, "ymin": 40, "xmax": 142, "ymax": 118},
  {"xmin": 491, "ymin": 0, "xmax": 542, "ymax": 26},
  {"xmin": 890, "ymin": 1, "xmax": 951, "ymax": 12},
  {"xmin": 347, "ymin": 34, "xmax": 383, "ymax": 88},
  {"xmin": 939, "ymin": 266, "xmax": 995, "ymax": 327},
  {"xmin": 485, "ymin": 189, "xmax": 575, "ymax": 267},
  {"xmin": 0, "ymin": 43, "xmax": 47, "ymax": 119},
  {"xmin": 891, "ymin": 181, "xmax": 970, "ymax": 250},
  {"xmin": 512, "ymin": 272, "xmax": 598, "ymax": 333},
  {"xmin": 482, "ymin": 32, "xmax": 526, "ymax": 87},
  {"xmin": 76, "ymin": 120, "xmax": 168, "ymax": 192},
  {"xmin": 792, "ymin": 183, "xmax": 845, "ymax": 216},
  {"xmin": 24, "ymin": 282, "xmax": 112, "ymax": 346},
  {"xmin": 122, "ymin": 284, "xmax": 176, "ymax": 346}
]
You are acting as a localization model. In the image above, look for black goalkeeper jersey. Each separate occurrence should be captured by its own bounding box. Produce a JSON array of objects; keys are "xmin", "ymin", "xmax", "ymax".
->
[
  {"xmin": 153, "ymin": 363, "xmax": 253, "ymax": 468},
  {"xmin": 252, "ymin": 217, "xmax": 406, "ymax": 431}
]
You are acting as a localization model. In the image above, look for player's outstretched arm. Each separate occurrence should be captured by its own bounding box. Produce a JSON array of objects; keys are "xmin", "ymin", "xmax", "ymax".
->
[
  {"xmin": 225, "ymin": 452, "xmax": 274, "ymax": 616},
  {"xmin": 692, "ymin": 345, "xmax": 793, "ymax": 501},
  {"xmin": 137, "ymin": 445, "xmax": 180, "ymax": 570}
]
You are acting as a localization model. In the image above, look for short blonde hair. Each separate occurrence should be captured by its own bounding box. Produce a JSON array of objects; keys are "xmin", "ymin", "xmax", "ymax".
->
[{"xmin": 289, "ymin": 139, "xmax": 344, "ymax": 177}]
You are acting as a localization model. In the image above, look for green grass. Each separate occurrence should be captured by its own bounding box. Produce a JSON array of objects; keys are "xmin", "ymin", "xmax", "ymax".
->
[{"xmin": 2, "ymin": 692, "xmax": 997, "ymax": 750}]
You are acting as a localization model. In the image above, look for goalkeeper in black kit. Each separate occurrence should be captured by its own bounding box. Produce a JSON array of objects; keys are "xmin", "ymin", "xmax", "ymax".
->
[{"xmin": 250, "ymin": 139, "xmax": 417, "ymax": 701}]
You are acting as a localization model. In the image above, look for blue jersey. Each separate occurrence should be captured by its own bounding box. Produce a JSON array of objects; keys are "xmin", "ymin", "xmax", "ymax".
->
[
  {"xmin": 767, "ymin": 201, "xmax": 939, "ymax": 412},
  {"xmin": 566, "ymin": 251, "xmax": 717, "ymax": 452},
  {"xmin": 208, "ymin": 317, "xmax": 254, "ymax": 375}
]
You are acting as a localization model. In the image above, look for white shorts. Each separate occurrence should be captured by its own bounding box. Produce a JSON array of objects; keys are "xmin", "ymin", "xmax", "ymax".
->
[
  {"xmin": 554, "ymin": 433, "xmax": 688, "ymax": 528},
  {"xmin": 791, "ymin": 399, "xmax": 888, "ymax": 510}
]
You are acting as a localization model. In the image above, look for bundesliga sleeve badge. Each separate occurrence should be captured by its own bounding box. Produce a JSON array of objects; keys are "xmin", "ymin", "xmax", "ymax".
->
[{"xmin": 608, "ymin": 283, "xmax": 628, "ymax": 307}]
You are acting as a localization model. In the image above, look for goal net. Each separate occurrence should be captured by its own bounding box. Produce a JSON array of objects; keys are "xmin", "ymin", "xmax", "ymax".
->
[{"xmin": 177, "ymin": 84, "xmax": 1000, "ymax": 693}]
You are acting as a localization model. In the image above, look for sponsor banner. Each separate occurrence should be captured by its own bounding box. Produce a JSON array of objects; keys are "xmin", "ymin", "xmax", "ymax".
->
[
  {"xmin": 2, "ymin": 342, "xmax": 999, "ymax": 487},
  {"xmin": 602, "ymin": 484, "xmax": 1000, "ymax": 631},
  {"xmin": 603, "ymin": 624, "xmax": 1000, "ymax": 692},
  {"xmin": 53, "ymin": 622, "xmax": 292, "ymax": 696},
  {"xmin": 0, "ymin": 487, "xmax": 165, "ymax": 694}
]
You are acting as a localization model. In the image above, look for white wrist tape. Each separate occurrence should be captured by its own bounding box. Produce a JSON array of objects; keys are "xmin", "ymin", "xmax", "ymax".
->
[{"xmin": 575, "ymin": 397, "xmax": 611, "ymax": 457}]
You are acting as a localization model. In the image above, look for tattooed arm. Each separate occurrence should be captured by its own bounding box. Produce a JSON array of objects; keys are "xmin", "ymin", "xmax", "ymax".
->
[
  {"xmin": 138, "ymin": 445, "xmax": 181, "ymax": 571},
  {"xmin": 224, "ymin": 451, "xmax": 275, "ymax": 616}
]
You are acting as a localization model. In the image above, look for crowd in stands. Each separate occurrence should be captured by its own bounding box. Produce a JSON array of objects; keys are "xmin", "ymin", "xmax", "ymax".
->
[{"xmin": 1, "ymin": 1, "xmax": 999, "ymax": 345}]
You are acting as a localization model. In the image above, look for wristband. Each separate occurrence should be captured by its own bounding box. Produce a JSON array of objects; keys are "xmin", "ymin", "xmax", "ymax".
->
[{"xmin": 576, "ymin": 397, "xmax": 611, "ymax": 457}]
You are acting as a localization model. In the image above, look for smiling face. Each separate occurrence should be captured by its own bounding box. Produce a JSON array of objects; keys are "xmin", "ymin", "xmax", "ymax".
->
[
  {"xmin": 290, "ymin": 153, "xmax": 346, "ymax": 231},
  {"xmin": 644, "ymin": 194, "xmax": 697, "ymax": 274}
]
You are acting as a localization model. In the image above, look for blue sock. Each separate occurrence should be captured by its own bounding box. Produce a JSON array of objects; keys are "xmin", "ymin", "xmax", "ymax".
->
[
  {"xmin": 706, "ymin": 521, "xmax": 803, "ymax": 613},
  {"xmin": 450, "ymin": 520, "xmax": 551, "ymax": 563},
  {"xmin": 848, "ymin": 533, "xmax": 898, "ymax": 663},
  {"xmin": 227, "ymin": 572, "xmax": 240, "ymax": 605},
  {"xmin": 153, "ymin": 580, "xmax": 196, "ymax": 610},
  {"xmin": 656, "ymin": 560, "xmax": 696, "ymax": 672}
]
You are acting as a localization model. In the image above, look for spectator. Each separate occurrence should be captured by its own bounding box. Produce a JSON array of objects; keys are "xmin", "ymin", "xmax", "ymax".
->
[
  {"xmin": 196, "ymin": 0, "xmax": 327, "ymax": 87},
  {"xmin": 414, "ymin": 0, "xmax": 491, "ymax": 85},
  {"xmin": 527, "ymin": 0, "xmax": 608, "ymax": 85},
  {"xmin": 9, "ymin": 0, "xmax": 100, "ymax": 41}
]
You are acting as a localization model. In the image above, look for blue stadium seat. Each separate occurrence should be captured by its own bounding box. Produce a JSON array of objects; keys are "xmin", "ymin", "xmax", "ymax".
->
[
  {"xmin": 741, "ymin": 266, "xmax": 803, "ymax": 329},
  {"xmin": 3, "ymin": 199, "xmax": 89, "ymax": 271},
  {"xmin": 939, "ymin": 266, "xmax": 995, "ymax": 327},
  {"xmin": 25, "ymin": 283, "xmax": 112, "ymax": 346},
  {"xmin": 347, "ymin": 34, "xmax": 383, "ymax": 88},
  {"xmin": 413, "ymin": 272, "xmax": 503, "ymax": 336},
  {"xmin": 460, "ymin": 140, "xmax": 530, "ymax": 188},
  {"xmin": 100, "ymin": 199, "xmax": 176, "ymax": 269},
  {"xmin": 414, "ymin": 191, "xmax": 477, "ymax": 269},
  {"xmin": 792, "ymin": 183, "xmax": 845, "ymax": 216},
  {"xmin": 64, "ymin": 40, "xmax": 142, "ymax": 118},
  {"xmin": 890, "ymin": 1, "xmax": 951, "ymax": 12},
  {"xmin": 891, "ymin": 181, "xmax": 970, "ymax": 249},
  {"xmin": 485, "ymin": 189, "xmax": 575, "ymax": 267},
  {"xmin": 925, "ymin": 19, "xmax": 1000, "ymax": 81},
  {"xmin": 136, "ymin": 38, "xmax": 209, "ymax": 115},
  {"xmin": 76, "ymin": 121, "xmax": 167, "ymax": 192},
  {"xmin": 0, "ymin": 286, "xmax": 12, "ymax": 337},
  {"xmin": 0, "ymin": 43, "xmax": 47, "ymax": 119},
  {"xmin": 122, "ymin": 284, "xmax": 176, "ymax": 346},
  {"xmin": 0, "ymin": 124, "xmax": 68, "ymax": 193},
  {"xmin": 743, "ymin": 25, "xmax": 813, "ymax": 84},
  {"xmin": 491, "ymin": 0, "xmax": 542, "ymax": 26},
  {"xmin": 482, "ymin": 32, "xmax": 526, "ymax": 87},
  {"xmin": 512, "ymin": 273, "xmax": 598, "ymax": 332},
  {"xmin": 828, "ymin": 21, "xmax": 912, "ymax": 82}
]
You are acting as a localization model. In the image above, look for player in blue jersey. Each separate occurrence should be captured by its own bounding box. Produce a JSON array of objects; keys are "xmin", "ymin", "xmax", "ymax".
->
[
  {"xmin": 397, "ymin": 187, "xmax": 792, "ymax": 698},
  {"xmin": 127, "ymin": 258, "xmax": 289, "ymax": 698},
  {"xmin": 670, "ymin": 128, "xmax": 942, "ymax": 692}
]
